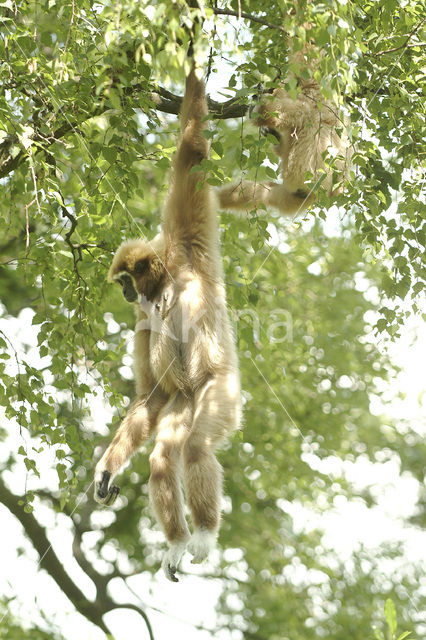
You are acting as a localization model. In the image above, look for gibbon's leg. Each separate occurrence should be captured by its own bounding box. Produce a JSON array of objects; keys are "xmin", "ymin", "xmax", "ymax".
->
[
  {"xmin": 94, "ymin": 391, "xmax": 165, "ymax": 506},
  {"xmin": 218, "ymin": 180, "xmax": 316, "ymax": 216},
  {"xmin": 148, "ymin": 391, "xmax": 193, "ymax": 582},
  {"xmin": 183, "ymin": 373, "xmax": 241, "ymax": 563}
]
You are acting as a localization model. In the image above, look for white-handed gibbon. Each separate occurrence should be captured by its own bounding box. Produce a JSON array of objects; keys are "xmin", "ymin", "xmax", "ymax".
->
[
  {"xmin": 218, "ymin": 51, "xmax": 352, "ymax": 216},
  {"xmin": 94, "ymin": 62, "xmax": 242, "ymax": 583}
]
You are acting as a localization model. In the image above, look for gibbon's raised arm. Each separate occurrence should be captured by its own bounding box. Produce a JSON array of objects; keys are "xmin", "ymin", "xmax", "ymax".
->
[{"xmin": 162, "ymin": 65, "xmax": 215, "ymax": 250}]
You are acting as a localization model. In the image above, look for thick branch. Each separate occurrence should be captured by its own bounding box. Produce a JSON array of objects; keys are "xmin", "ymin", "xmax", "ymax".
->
[
  {"xmin": 0, "ymin": 85, "xmax": 248, "ymax": 180},
  {"xmin": 0, "ymin": 480, "xmax": 112, "ymax": 633},
  {"xmin": 151, "ymin": 85, "xmax": 248, "ymax": 118},
  {"xmin": 0, "ymin": 480, "xmax": 110, "ymax": 635},
  {"xmin": 0, "ymin": 74, "xmax": 393, "ymax": 183},
  {"xmin": 4, "ymin": 483, "xmax": 155, "ymax": 638}
]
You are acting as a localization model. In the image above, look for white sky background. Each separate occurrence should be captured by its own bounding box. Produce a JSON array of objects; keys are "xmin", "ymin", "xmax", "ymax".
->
[{"xmin": 1, "ymin": 15, "xmax": 426, "ymax": 640}]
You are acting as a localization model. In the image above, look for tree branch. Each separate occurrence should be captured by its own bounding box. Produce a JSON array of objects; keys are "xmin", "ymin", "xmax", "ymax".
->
[
  {"xmin": 0, "ymin": 478, "xmax": 111, "ymax": 635},
  {"xmin": 0, "ymin": 73, "xmax": 393, "ymax": 184},
  {"xmin": 0, "ymin": 143, "xmax": 26, "ymax": 179},
  {"xmin": 0, "ymin": 84, "xmax": 248, "ymax": 180},
  {"xmin": 113, "ymin": 603, "xmax": 155, "ymax": 640},
  {"xmin": 149, "ymin": 85, "xmax": 248, "ymax": 119},
  {"xmin": 0, "ymin": 480, "xmax": 154, "ymax": 639},
  {"xmin": 212, "ymin": 7, "xmax": 286, "ymax": 32},
  {"xmin": 372, "ymin": 17, "xmax": 425, "ymax": 56}
]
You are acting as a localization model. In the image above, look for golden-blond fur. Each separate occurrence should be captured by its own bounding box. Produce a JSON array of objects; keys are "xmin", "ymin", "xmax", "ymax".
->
[
  {"xmin": 94, "ymin": 64, "xmax": 242, "ymax": 582},
  {"xmin": 218, "ymin": 52, "xmax": 351, "ymax": 216}
]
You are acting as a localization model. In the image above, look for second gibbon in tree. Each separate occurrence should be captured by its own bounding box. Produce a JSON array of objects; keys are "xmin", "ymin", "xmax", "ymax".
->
[{"xmin": 218, "ymin": 50, "xmax": 352, "ymax": 216}]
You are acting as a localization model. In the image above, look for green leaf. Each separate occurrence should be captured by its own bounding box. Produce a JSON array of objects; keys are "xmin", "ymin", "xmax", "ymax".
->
[
  {"xmin": 385, "ymin": 599, "xmax": 397, "ymax": 636},
  {"xmin": 102, "ymin": 147, "xmax": 118, "ymax": 164}
]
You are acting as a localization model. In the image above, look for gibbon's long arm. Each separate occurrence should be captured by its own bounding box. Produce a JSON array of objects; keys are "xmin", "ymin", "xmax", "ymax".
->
[
  {"xmin": 162, "ymin": 65, "xmax": 215, "ymax": 250},
  {"xmin": 94, "ymin": 392, "xmax": 166, "ymax": 506},
  {"xmin": 218, "ymin": 180, "xmax": 316, "ymax": 216}
]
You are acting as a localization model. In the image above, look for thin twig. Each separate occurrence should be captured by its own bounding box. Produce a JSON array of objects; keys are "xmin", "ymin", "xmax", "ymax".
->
[
  {"xmin": 29, "ymin": 158, "xmax": 42, "ymax": 216},
  {"xmin": 212, "ymin": 7, "xmax": 286, "ymax": 32},
  {"xmin": 112, "ymin": 603, "xmax": 155, "ymax": 640},
  {"xmin": 24, "ymin": 200, "xmax": 33, "ymax": 258},
  {"xmin": 372, "ymin": 17, "xmax": 425, "ymax": 56},
  {"xmin": 59, "ymin": 0, "xmax": 75, "ymax": 81}
]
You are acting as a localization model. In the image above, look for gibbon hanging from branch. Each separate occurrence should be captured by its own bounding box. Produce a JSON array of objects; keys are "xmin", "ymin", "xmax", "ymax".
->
[
  {"xmin": 94, "ymin": 61, "xmax": 242, "ymax": 582},
  {"xmin": 218, "ymin": 48, "xmax": 352, "ymax": 216}
]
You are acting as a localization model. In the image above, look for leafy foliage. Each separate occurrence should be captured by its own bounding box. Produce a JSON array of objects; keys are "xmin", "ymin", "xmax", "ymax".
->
[
  {"xmin": 0, "ymin": 601, "xmax": 64, "ymax": 639},
  {"xmin": 0, "ymin": 0, "xmax": 425, "ymax": 638}
]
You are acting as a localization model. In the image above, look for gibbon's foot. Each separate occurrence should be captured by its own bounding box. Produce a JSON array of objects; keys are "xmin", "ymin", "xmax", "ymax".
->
[
  {"xmin": 260, "ymin": 126, "xmax": 281, "ymax": 142},
  {"xmin": 162, "ymin": 540, "xmax": 189, "ymax": 583},
  {"xmin": 295, "ymin": 188, "xmax": 310, "ymax": 199},
  {"xmin": 94, "ymin": 470, "xmax": 120, "ymax": 506},
  {"xmin": 188, "ymin": 529, "xmax": 217, "ymax": 564}
]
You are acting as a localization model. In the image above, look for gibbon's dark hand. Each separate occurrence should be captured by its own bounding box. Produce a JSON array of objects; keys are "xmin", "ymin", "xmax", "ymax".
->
[
  {"xmin": 95, "ymin": 470, "xmax": 120, "ymax": 506},
  {"xmin": 166, "ymin": 564, "xmax": 179, "ymax": 583}
]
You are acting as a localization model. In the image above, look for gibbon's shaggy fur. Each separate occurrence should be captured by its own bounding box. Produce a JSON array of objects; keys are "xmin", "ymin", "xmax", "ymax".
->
[
  {"xmin": 94, "ymin": 63, "xmax": 242, "ymax": 583},
  {"xmin": 218, "ymin": 52, "xmax": 351, "ymax": 216}
]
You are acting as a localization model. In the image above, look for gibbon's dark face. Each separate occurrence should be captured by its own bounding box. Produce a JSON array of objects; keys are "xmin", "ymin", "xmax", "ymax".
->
[
  {"xmin": 113, "ymin": 258, "xmax": 157, "ymax": 303},
  {"xmin": 108, "ymin": 238, "xmax": 167, "ymax": 304},
  {"xmin": 115, "ymin": 271, "xmax": 139, "ymax": 303}
]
